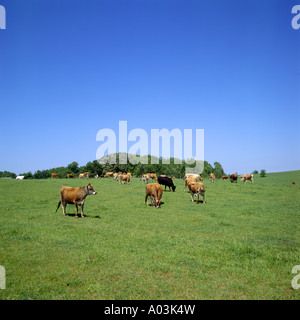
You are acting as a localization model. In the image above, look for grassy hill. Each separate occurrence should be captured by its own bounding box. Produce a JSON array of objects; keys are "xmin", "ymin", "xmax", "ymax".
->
[{"xmin": 0, "ymin": 170, "xmax": 299, "ymax": 299}]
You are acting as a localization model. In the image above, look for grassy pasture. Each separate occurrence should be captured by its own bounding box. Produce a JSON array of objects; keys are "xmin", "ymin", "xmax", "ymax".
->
[{"xmin": 0, "ymin": 171, "xmax": 299, "ymax": 300}]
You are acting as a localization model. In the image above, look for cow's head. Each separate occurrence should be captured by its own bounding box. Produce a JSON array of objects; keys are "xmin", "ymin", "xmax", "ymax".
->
[
  {"xmin": 172, "ymin": 185, "xmax": 176, "ymax": 192},
  {"xmin": 87, "ymin": 184, "xmax": 97, "ymax": 195},
  {"xmin": 155, "ymin": 199, "xmax": 161, "ymax": 208}
]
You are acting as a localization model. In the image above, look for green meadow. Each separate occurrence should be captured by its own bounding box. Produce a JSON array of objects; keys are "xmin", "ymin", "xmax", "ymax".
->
[{"xmin": 0, "ymin": 171, "xmax": 299, "ymax": 300}]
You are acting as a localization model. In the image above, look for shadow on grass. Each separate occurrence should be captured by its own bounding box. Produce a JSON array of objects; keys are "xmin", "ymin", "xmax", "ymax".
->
[{"xmin": 64, "ymin": 213, "xmax": 101, "ymax": 219}]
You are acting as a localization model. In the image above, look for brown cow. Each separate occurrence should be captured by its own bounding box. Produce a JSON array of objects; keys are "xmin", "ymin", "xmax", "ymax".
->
[
  {"xmin": 184, "ymin": 177, "xmax": 197, "ymax": 191},
  {"xmin": 56, "ymin": 183, "xmax": 97, "ymax": 218},
  {"xmin": 188, "ymin": 182, "xmax": 206, "ymax": 203},
  {"xmin": 67, "ymin": 174, "xmax": 74, "ymax": 179},
  {"xmin": 119, "ymin": 174, "xmax": 131, "ymax": 184},
  {"xmin": 209, "ymin": 173, "xmax": 215, "ymax": 183},
  {"xmin": 145, "ymin": 183, "xmax": 163, "ymax": 208},
  {"xmin": 230, "ymin": 173, "xmax": 238, "ymax": 183},
  {"xmin": 184, "ymin": 174, "xmax": 202, "ymax": 181},
  {"xmin": 79, "ymin": 172, "xmax": 89, "ymax": 179},
  {"xmin": 222, "ymin": 176, "xmax": 229, "ymax": 180},
  {"xmin": 240, "ymin": 174, "xmax": 254, "ymax": 184},
  {"xmin": 292, "ymin": 181, "xmax": 296, "ymax": 185},
  {"xmin": 147, "ymin": 173, "xmax": 157, "ymax": 181},
  {"xmin": 104, "ymin": 172, "xmax": 114, "ymax": 178},
  {"xmin": 51, "ymin": 173, "xmax": 58, "ymax": 179}
]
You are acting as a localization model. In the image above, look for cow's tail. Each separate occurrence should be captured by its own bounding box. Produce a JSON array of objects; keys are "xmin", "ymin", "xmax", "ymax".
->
[{"xmin": 56, "ymin": 200, "xmax": 61, "ymax": 212}]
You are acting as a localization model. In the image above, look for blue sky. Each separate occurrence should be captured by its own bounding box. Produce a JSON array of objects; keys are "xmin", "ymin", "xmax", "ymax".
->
[{"xmin": 0, "ymin": 0, "xmax": 299, "ymax": 174}]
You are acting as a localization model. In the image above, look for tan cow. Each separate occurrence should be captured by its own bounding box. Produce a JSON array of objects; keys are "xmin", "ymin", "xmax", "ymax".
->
[
  {"xmin": 147, "ymin": 173, "xmax": 157, "ymax": 181},
  {"xmin": 67, "ymin": 173, "xmax": 74, "ymax": 179},
  {"xmin": 142, "ymin": 174, "xmax": 149, "ymax": 183},
  {"xmin": 145, "ymin": 183, "xmax": 163, "ymax": 208},
  {"xmin": 104, "ymin": 172, "xmax": 114, "ymax": 178},
  {"xmin": 240, "ymin": 174, "xmax": 254, "ymax": 184},
  {"xmin": 184, "ymin": 174, "xmax": 202, "ymax": 181},
  {"xmin": 79, "ymin": 172, "xmax": 89, "ymax": 179},
  {"xmin": 56, "ymin": 183, "xmax": 97, "ymax": 218},
  {"xmin": 51, "ymin": 173, "xmax": 58, "ymax": 179},
  {"xmin": 184, "ymin": 177, "xmax": 197, "ymax": 191},
  {"xmin": 119, "ymin": 174, "xmax": 131, "ymax": 184},
  {"xmin": 188, "ymin": 182, "xmax": 206, "ymax": 203},
  {"xmin": 209, "ymin": 173, "xmax": 215, "ymax": 183}
]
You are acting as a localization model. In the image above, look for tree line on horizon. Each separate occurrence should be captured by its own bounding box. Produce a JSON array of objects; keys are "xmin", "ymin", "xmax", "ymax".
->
[{"xmin": 0, "ymin": 153, "xmax": 266, "ymax": 179}]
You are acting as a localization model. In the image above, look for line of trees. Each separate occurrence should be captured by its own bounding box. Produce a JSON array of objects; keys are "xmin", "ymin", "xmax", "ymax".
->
[{"xmin": 1, "ymin": 153, "xmax": 227, "ymax": 179}]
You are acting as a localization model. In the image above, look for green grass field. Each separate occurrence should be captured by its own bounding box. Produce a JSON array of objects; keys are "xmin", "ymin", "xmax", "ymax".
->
[{"xmin": 0, "ymin": 171, "xmax": 299, "ymax": 300}]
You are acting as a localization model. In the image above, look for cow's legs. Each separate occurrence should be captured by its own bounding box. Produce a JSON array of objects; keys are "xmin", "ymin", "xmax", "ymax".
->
[
  {"xmin": 190, "ymin": 193, "xmax": 194, "ymax": 202},
  {"xmin": 81, "ymin": 203, "xmax": 85, "ymax": 218},
  {"xmin": 62, "ymin": 201, "xmax": 67, "ymax": 216},
  {"xmin": 75, "ymin": 203, "xmax": 78, "ymax": 218}
]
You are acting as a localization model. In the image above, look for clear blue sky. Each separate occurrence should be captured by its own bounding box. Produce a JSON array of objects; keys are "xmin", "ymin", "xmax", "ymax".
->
[{"xmin": 0, "ymin": 0, "xmax": 299, "ymax": 174}]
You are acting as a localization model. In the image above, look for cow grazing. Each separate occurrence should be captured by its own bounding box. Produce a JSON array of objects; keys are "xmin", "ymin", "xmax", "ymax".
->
[
  {"xmin": 147, "ymin": 173, "xmax": 157, "ymax": 181},
  {"xmin": 51, "ymin": 173, "xmax": 58, "ymax": 179},
  {"xmin": 142, "ymin": 174, "xmax": 149, "ymax": 183},
  {"xmin": 119, "ymin": 174, "xmax": 131, "ymax": 184},
  {"xmin": 56, "ymin": 183, "xmax": 97, "ymax": 218},
  {"xmin": 79, "ymin": 172, "xmax": 89, "ymax": 179},
  {"xmin": 67, "ymin": 174, "xmax": 74, "ymax": 179},
  {"xmin": 240, "ymin": 174, "xmax": 254, "ymax": 184},
  {"xmin": 209, "ymin": 173, "xmax": 215, "ymax": 183},
  {"xmin": 230, "ymin": 174, "xmax": 238, "ymax": 183},
  {"xmin": 158, "ymin": 176, "xmax": 176, "ymax": 192},
  {"xmin": 222, "ymin": 176, "xmax": 229, "ymax": 180},
  {"xmin": 188, "ymin": 182, "xmax": 206, "ymax": 203},
  {"xmin": 145, "ymin": 183, "xmax": 163, "ymax": 208},
  {"xmin": 104, "ymin": 172, "xmax": 114, "ymax": 178},
  {"xmin": 184, "ymin": 177, "xmax": 197, "ymax": 191},
  {"xmin": 16, "ymin": 176, "xmax": 24, "ymax": 180}
]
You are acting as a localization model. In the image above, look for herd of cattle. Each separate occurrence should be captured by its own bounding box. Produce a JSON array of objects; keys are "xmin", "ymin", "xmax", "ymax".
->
[{"xmin": 53, "ymin": 171, "xmax": 255, "ymax": 217}]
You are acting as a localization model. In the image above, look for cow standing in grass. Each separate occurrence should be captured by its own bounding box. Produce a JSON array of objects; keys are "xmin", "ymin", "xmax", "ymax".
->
[
  {"xmin": 188, "ymin": 182, "xmax": 206, "ymax": 203},
  {"xmin": 209, "ymin": 173, "xmax": 215, "ymax": 183},
  {"xmin": 184, "ymin": 177, "xmax": 197, "ymax": 191},
  {"xmin": 240, "ymin": 174, "xmax": 254, "ymax": 184},
  {"xmin": 157, "ymin": 176, "xmax": 176, "ymax": 192},
  {"xmin": 56, "ymin": 183, "xmax": 97, "ymax": 218},
  {"xmin": 145, "ymin": 183, "xmax": 163, "ymax": 208},
  {"xmin": 230, "ymin": 173, "xmax": 238, "ymax": 183}
]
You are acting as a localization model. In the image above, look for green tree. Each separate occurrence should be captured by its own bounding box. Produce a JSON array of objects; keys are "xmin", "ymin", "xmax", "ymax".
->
[
  {"xmin": 67, "ymin": 161, "xmax": 79, "ymax": 173},
  {"xmin": 260, "ymin": 169, "xmax": 266, "ymax": 177}
]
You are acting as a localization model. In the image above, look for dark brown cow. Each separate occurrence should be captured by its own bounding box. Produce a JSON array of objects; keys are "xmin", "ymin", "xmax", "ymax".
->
[
  {"xmin": 145, "ymin": 183, "xmax": 163, "ymax": 208},
  {"xmin": 222, "ymin": 176, "xmax": 229, "ymax": 180},
  {"xmin": 230, "ymin": 173, "xmax": 238, "ymax": 183},
  {"xmin": 56, "ymin": 183, "xmax": 97, "ymax": 218},
  {"xmin": 67, "ymin": 173, "xmax": 74, "ymax": 179}
]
